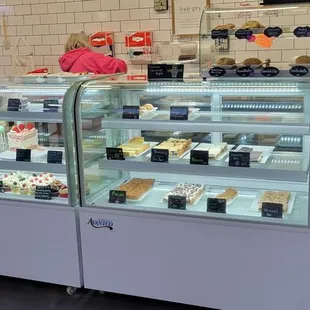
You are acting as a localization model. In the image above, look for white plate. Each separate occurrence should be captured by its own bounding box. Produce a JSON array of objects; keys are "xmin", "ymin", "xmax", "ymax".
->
[
  {"xmin": 146, "ymin": 142, "xmax": 199, "ymax": 161},
  {"xmin": 205, "ymin": 189, "xmax": 238, "ymax": 206},
  {"xmin": 225, "ymin": 145, "xmax": 275, "ymax": 164},
  {"xmin": 250, "ymin": 191, "xmax": 296, "ymax": 214},
  {"xmin": 119, "ymin": 141, "xmax": 158, "ymax": 158},
  {"xmin": 289, "ymin": 63, "xmax": 310, "ymax": 68},
  {"xmin": 0, "ymin": 148, "xmax": 47, "ymax": 160},
  {"xmin": 183, "ymin": 143, "xmax": 235, "ymax": 161},
  {"xmin": 140, "ymin": 112, "xmax": 158, "ymax": 120}
]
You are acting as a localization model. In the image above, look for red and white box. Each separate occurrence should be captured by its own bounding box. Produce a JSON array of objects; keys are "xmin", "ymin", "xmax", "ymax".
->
[{"xmin": 90, "ymin": 32, "xmax": 114, "ymax": 57}]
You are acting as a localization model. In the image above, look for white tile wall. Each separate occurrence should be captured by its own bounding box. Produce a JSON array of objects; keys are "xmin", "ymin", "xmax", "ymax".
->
[{"xmin": 2, "ymin": 0, "xmax": 310, "ymax": 76}]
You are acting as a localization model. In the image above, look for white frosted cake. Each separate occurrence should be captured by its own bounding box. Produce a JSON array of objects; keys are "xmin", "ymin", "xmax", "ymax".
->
[{"xmin": 7, "ymin": 123, "xmax": 38, "ymax": 151}]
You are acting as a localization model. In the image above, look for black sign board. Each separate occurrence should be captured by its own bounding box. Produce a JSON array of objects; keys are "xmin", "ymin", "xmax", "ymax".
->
[
  {"xmin": 211, "ymin": 29, "xmax": 228, "ymax": 39},
  {"xmin": 16, "ymin": 149, "xmax": 31, "ymax": 162},
  {"xmin": 109, "ymin": 190, "xmax": 126, "ymax": 204},
  {"xmin": 47, "ymin": 150, "xmax": 63, "ymax": 164},
  {"xmin": 262, "ymin": 202, "xmax": 283, "ymax": 219},
  {"xmin": 7, "ymin": 98, "xmax": 21, "ymax": 111},
  {"xmin": 168, "ymin": 195, "xmax": 187, "ymax": 210},
  {"xmin": 170, "ymin": 106, "xmax": 189, "ymax": 121},
  {"xmin": 190, "ymin": 150, "xmax": 209, "ymax": 165},
  {"xmin": 151, "ymin": 148, "xmax": 169, "ymax": 163},
  {"xmin": 0, "ymin": 181, "xmax": 4, "ymax": 193},
  {"xmin": 290, "ymin": 66, "xmax": 309, "ymax": 77},
  {"xmin": 148, "ymin": 64, "xmax": 184, "ymax": 82},
  {"xmin": 43, "ymin": 99, "xmax": 59, "ymax": 112},
  {"xmin": 209, "ymin": 67, "xmax": 226, "ymax": 77},
  {"xmin": 264, "ymin": 27, "xmax": 283, "ymax": 38},
  {"xmin": 207, "ymin": 198, "xmax": 227, "ymax": 214},
  {"xmin": 35, "ymin": 185, "xmax": 52, "ymax": 200},
  {"xmin": 294, "ymin": 26, "xmax": 310, "ymax": 38},
  {"xmin": 229, "ymin": 151, "xmax": 250, "ymax": 168},
  {"xmin": 122, "ymin": 105, "xmax": 139, "ymax": 119},
  {"xmin": 261, "ymin": 67, "xmax": 280, "ymax": 77},
  {"xmin": 235, "ymin": 29, "xmax": 253, "ymax": 40},
  {"xmin": 236, "ymin": 67, "xmax": 255, "ymax": 77},
  {"xmin": 106, "ymin": 147, "xmax": 125, "ymax": 160}
]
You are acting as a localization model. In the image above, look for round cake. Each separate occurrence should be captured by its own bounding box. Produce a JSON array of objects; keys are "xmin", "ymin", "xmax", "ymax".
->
[
  {"xmin": 295, "ymin": 55, "xmax": 310, "ymax": 64},
  {"xmin": 242, "ymin": 20, "xmax": 264, "ymax": 29},
  {"xmin": 243, "ymin": 58, "xmax": 262, "ymax": 66},
  {"xmin": 216, "ymin": 58, "xmax": 236, "ymax": 65},
  {"xmin": 7, "ymin": 123, "xmax": 38, "ymax": 151}
]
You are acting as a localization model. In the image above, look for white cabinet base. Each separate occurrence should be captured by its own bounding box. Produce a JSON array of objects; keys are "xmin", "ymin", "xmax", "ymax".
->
[
  {"xmin": 0, "ymin": 201, "xmax": 82, "ymax": 288},
  {"xmin": 80, "ymin": 208, "xmax": 310, "ymax": 310}
]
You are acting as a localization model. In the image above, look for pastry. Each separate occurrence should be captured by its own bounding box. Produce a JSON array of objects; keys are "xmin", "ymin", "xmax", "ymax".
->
[
  {"xmin": 195, "ymin": 143, "xmax": 227, "ymax": 159},
  {"xmin": 30, "ymin": 183, "xmax": 36, "ymax": 195},
  {"xmin": 153, "ymin": 138, "xmax": 192, "ymax": 157},
  {"xmin": 7, "ymin": 123, "xmax": 38, "ymax": 151},
  {"xmin": 243, "ymin": 58, "xmax": 262, "ymax": 66},
  {"xmin": 11, "ymin": 181, "xmax": 19, "ymax": 194},
  {"xmin": 214, "ymin": 23, "xmax": 235, "ymax": 30},
  {"xmin": 51, "ymin": 179, "xmax": 62, "ymax": 197},
  {"xmin": 129, "ymin": 137, "xmax": 144, "ymax": 144},
  {"xmin": 59, "ymin": 185, "xmax": 68, "ymax": 198},
  {"xmin": 295, "ymin": 55, "xmax": 310, "ymax": 64},
  {"xmin": 242, "ymin": 20, "xmax": 264, "ymax": 29},
  {"xmin": 238, "ymin": 147, "xmax": 263, "ymax": 162},
  {"xmin": 117, "ymin": 178, "xmax": 154, "ymax": 200},
  {"xmin": 258, "ymin": 191, "xmax": 290, "ymax": 212},
  {"xmin": 142, "ymin": 103, "xmax": 154, "ymax": 111},
  {"xmin": 164, "ymin": 183, "xmax": 205, "ymax": 205},
  {"xmin": 119, "ymin": 137, "xmax": 150, "ymax": 157},
  {"xmin": 20, "ymin": 181, "xmax": 29, "ymax": 195},
  {"xmin": 216, "ymin": 188, "xmax": 238, "ymax": 203},
  {"xmin": 216, "ymin": 58, "xmax": 236, "ymax": 66}
]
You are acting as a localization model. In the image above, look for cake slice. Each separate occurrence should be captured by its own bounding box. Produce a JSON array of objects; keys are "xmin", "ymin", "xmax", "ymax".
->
[{"xmin": 216, "ymin": 188, "xmax": 238, "ymax": 203}]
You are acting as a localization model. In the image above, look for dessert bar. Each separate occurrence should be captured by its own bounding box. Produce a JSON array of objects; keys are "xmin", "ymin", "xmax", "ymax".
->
[
  {"xmin": 238, "ymin": 147, "xmax": 263, "ymax": 162},
  {"xmin": 153, "ymin": 138, "xmax": 192, "ymax": 157},
  {"xmin": 118, "ymin": 137, "xmax": 150, "ymax": 157},
  {"xmin": 196, "ymin": 143, "xmax": 227, "ymax": 159},
  {"xmin": 258, "ymin": 191, "xmax": 291, "ymax": 212},
  {"xmin": 164, "ymin": 183, "xmax": 205, "ymax": 205},
  {"xmin": 216, "ymin": 188, "xmax": 238, "ymax": 203},
  {"xmin": 117, "ymin": 178, "xmax": 155, "ymax": 200}
]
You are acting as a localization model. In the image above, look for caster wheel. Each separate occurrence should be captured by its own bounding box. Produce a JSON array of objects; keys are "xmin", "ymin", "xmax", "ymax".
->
[{"xmin": 66, "ymin": 287, "xmax": 77, "ymax": 296}]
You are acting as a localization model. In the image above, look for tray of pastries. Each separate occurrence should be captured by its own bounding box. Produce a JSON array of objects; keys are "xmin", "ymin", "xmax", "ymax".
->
[
  {"xmin": 117, "ymin": 178, "xmax": 155, "ymax": 201},
  {"xmin": 163, "ymin": 183, "xmax": 206, "ymax": 205},
  {"xmin": 251, "ymin": 190, "xmax": 295, "ymax": 214},
  {"xmin": 118, "ymin": 137, "xmax": 155, "ymax": 157}
]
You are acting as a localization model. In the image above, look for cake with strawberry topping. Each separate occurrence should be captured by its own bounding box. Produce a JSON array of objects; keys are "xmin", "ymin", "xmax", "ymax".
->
[{"xmin": 7, "ymin": 123, "xmax": 38, "ymax": 151}]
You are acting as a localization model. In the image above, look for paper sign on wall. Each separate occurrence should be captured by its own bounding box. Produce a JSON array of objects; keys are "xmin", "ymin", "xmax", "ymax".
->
[{"xmin": 173, "ymin": 0, "xmax": 207, "ymax": 35}]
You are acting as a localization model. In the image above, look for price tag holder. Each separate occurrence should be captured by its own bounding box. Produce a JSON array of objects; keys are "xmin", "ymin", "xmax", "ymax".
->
[
  {"xmin": 106, "ymin": 147, "xmax": 125, "ymax": 160},
  {"xmin": 264, "ymin": 26, "xmax": 283, "ymax": 38},
  {"xmin": 168, "ymin": 195, "xmax": 187, "ymax": 210},
  {"xmin": 47, "ymin": 150, "xmax": 63, "ymax": 164},
  {"xmin": 16, "ymin": 149, "xmax": 31, "ymax": 162},
  {"xmin": 151, "ymin": 149, "xmax": 169, "ymax": 163},
  {"xmin": 207, "ymin": 198, "xmax": 227, "ymax": 214},
  {"xmin": 290, "ymin": 66, "xmax": 309, "ymax": 77},
  {"xmin": 211, "ymin": 29, "xmax": 228, "ymax": 39},
  {"xmin": 170, "ymin": 106, "xmax": 189, "ymax": 121},
  {"xmin": 229, "ymin": 151, "xmax": 250, "ymax": 168},
  {"xmin": 190, "ymin": 150, "xmax": 209, "ymax": 165},
  {"xmin": 35, "ymin": 185, "xmax": 52, "ymax": 200},
  {"xmin": 43, "ymin": 99, "xmax": 59, "ymax": 112},
  {"xmin": 294, "ymin": 26, "xmax": 310, "ymax": 38},
  {"xmin": 236, "ymin": 67, "xmax": 255, "ymax": 77},
  {"xmin": 123, "ymin": 105, "xmax": 139, "ymax": 119},
  {"xmin": 7, "ymin": 98, "xmax": 21, "ymax": 111},
  {"xmin": 109, "ymin": 190, "xmax": 126, "ymax": 204},
  {"xmin": 209, "ymin": 67, "xmax": 226, "ymax": 77},
  {"xmin": 0, "ymin": 181, "xmax": 4, "ymax": 193},
  {"xmin": 261, "ymin": 67, "xmax": 280, "ymax": 77},
  {"xmin": 148, "ymin": 64, "xmax": 184, "ymax": 82},
  {"xmin": 262, "ymin": 202, "xmax": 283, "ymax": 219},
  {"xmin": 235, "ymin": 29, "xmax": 253, "ymax": 40}
]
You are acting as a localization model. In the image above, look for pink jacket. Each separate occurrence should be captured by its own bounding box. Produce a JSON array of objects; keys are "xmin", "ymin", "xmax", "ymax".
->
[{"xmin": 59, "ymin": 48, "xmax": 127, "ymax": 74}]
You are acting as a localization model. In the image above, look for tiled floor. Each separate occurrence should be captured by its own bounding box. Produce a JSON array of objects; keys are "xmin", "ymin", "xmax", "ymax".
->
[{"xmin": 0, "ymin": 276, "xmax": 209, "ymax": 310}]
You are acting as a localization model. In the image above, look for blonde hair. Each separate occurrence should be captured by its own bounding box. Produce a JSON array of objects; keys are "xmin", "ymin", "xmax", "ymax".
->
[{"xmin": 65, "ymin": 32, "xmax": 91, "ymax": 52}]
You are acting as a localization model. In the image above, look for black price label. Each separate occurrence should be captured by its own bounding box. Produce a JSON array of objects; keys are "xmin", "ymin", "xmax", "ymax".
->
[
  {"xmin": 168, "ymin": 195, "xmax": 187, "ymax": 210},
  {"xmin": 35, "ymin": 185, "xmax": 52, "ymax": 200},
  {"xmin": 109, "ymin": 190, "xmax": 126, "ymax": 204},
  {"xmin": 106, "ymin": 147, "xmax": 125, "ymax": 160},
  {"xmin": 211, "ymin": 29, "xmax": 228, "ymax": 39},
  {"xmin": 0, "ymin": 181, "xmax": 4, "ymax": 193},
  {"xmin": 294, "ymin": 26, "xmax": 310, "ymax": 38},
  {"xmin": 16, "ymin": 149, "xmax": 31, "ymax": 162},
  {"xmin": 290, "ymin": 66, "xmax": 309, "ymax": 77},
  {"xmin": 235, "ymin": 29, "xmax": 253, "ymax": 40},
  {"xmin": 151, "ymin": 148, "xmax": 169, "ymax": 163},
  {"xmin": 261, "ymin": 67, "xmax": 280, "ymax": 77},
  {"xmin": 43, "ymin": 99, "xmax": 59, "ymax": 112},
  {"xmin": 123, "ymin": 105, "xmax": 139, "ymax": 119},
  {"xmin": 262, "ymin": 202, "xmax": 283, "ymax": 219},
  {"xmin": 170, "ymin": 106, "xmax": 189, "ymax": 121},
  {"xmin": 229, "ymin": 151, "xmax": 250, "ymax": 168},
  {"xmin": 190, "ymin": 150, "xmax": 209, "ymax": 165},
  {"xmin": 236, "ymin": 67, "xmax": 255, "ymax": 77},
  {"xmin": 209, "ymin": 67, "xmax": 226, "ymax": 77},
  {"xmin": 47, "ymin": 150, "xmax": 63, "ymax": 164},
  {"xmin": 148, "ymin": 64, "xmax": 184, "ymax": 81},
  {"xmin": 207, "ymin": 198, "xmax": 226, "ymax": 214},
  {"xmin": 264, "ymin": 27, "xmax": 282, "ymax": 38},
  {"xmin": 7, "ymin": 98, "xmax": 21, "ymax": 111}
]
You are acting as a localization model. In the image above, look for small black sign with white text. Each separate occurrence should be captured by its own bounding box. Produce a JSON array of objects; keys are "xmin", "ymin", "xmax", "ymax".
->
[
  {"xmin": 35, "ymin": 185, "xmax": 52, "ymax": 200},
  {"xmin": 7, "ymin": 98, "xmax": 21, "ymax": 111},
  {"xmin": 290, "ymin": 66, "xmax": 309, "ymax": 77},
  {"xmin": 109, "ymin": 190, "xmax": 126, "ymax": 204},
  {"xmin": 209, "ymin": 67, "xmax": 226, "ymax": 77},
  {"xmin": 168, "ymin": 195, "xmax": 187, "ymax": 210},
  {"xmin": 106, "ymin": 148, "xmax": 125, "ymax": 160},
  {"xmin": 190, "ymin": 150, "xmax": 209, "ymax": 165},
  {"xmin": 122, "ymin": 105, "xmax": 139, "ymax": 119},
  {"xmin": 47, "ymin": 150, "xmax": 63, "ymax": 164},
  {"xmin": 151, "ymin": 148, "xmax": 169, "ymax": 163},
  {"xmin": 170, "ymin": 106, "xmax": 188, "ymax": 120},
  {"xmin": 207, "ymin": 198, "xmax": 226, "ymax": 213},
  {"xmin": 262, "ymin": 202, "xmax": 283, "ymax": 219},
  {"xmin": 16, "ymin": 149, "xmax": 31, "ymax": 162},
  {"xmin": 229, "ymin": 151, "xmax": 250, "ymax": 168}
]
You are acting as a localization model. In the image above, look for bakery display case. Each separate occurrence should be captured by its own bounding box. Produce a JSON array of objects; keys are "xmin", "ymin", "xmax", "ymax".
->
[
  {"xmin": 200, "ymin": 4, "xmax": 310, "ymax": 78},
  {"xmin": 77, "ymin": 77, "xmax": 310, "ymax": 310},
  {"xmin": 0, "ymin": 78, "xmax": 85, "ymax": 293}
]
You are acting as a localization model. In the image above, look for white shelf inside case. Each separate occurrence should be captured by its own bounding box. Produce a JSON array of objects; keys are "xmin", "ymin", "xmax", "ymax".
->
[
  {"xmin": 250, "ymin": 191, "xmax": 296, "ymax": 215},
  {"xmin": 0, "ymin": 148, "xmax": 47, "ymax": 160}
]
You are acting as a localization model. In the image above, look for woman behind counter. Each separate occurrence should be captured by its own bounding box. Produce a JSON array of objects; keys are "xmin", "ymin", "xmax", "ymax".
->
[{"xmin": 59, "ymin": 32, "xmax": 127, "ymax": 74}]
